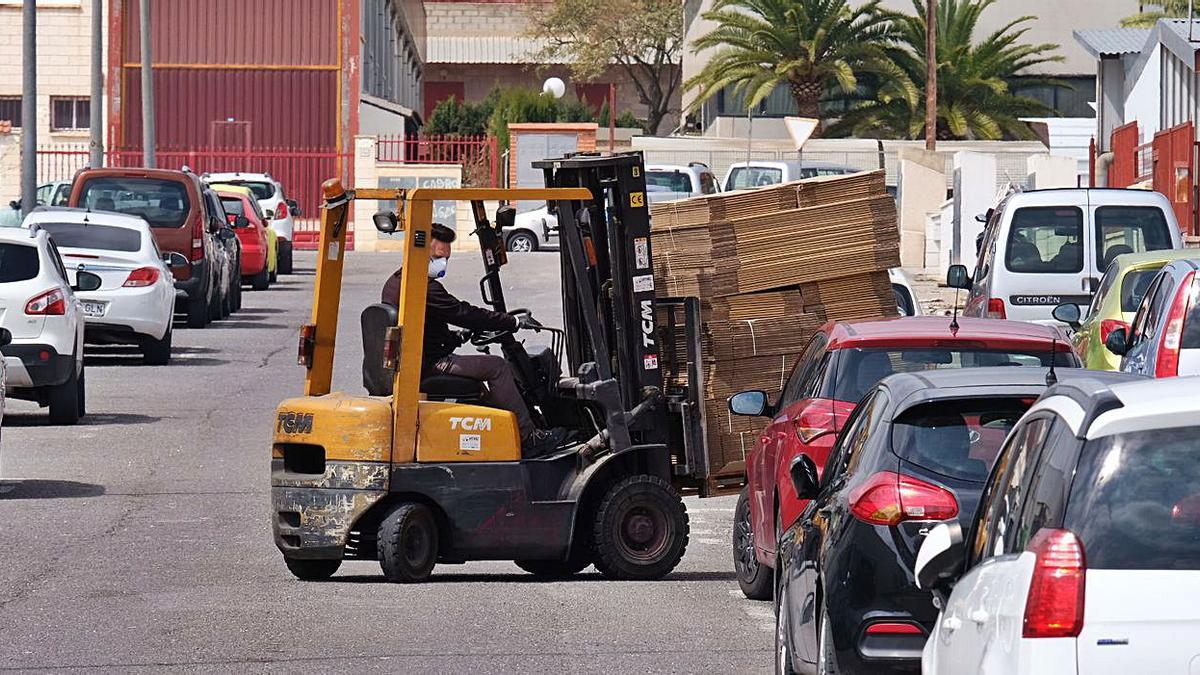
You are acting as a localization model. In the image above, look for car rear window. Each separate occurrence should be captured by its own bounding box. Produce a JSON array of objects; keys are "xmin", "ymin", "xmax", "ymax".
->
[
  {"xmin": 227, "ymin": 181, "xmax": 275, "ymax": 201},
  {"xmin": 78, "ymin": 177, "xmax": 191, "ymax": 228},
  {"xmin": 1096, "ymin": 206, "xmax": 1173, "ymax": 269},
  {"xmin": 828, "ymin": 347, "xmax": 1073, "ymax": 403},
  {"xmin": 891, "ymin": 398, "xmax": 1032, "ymax": 482},
  {"xmin": 1005, "ymin": 207, "xmax": 1084, "ymax": 273},
  {"xmin": 646, "ymin": 171, "xmax": 692, "ymax": 194},
  {"xmin": 1120, "ymin": 269, "xmax": 1160, "ymax": 313},
  {"xmin": 727, "ymin": 167, "xmax": 782, "ymax": 190},
  {"xmin": 220, "ymin": 197, "xmax": 245, "ymax": 216},
  {"xmin": 0, "ymin": 243, "xmax": 39, "ymax": 282},
  {"xmin": 1066, "ymin": 426, "xmax": 1200, "ymax": 570},
  {"xmin": 39, "ymin": 222, "xmax": 141, "ymax": 252}
]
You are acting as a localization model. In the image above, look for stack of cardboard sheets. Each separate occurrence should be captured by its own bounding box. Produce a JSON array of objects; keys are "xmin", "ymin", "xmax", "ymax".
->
[{"xmin": 651, "ymin": 170, "xmax": 901, "ymax": 493}]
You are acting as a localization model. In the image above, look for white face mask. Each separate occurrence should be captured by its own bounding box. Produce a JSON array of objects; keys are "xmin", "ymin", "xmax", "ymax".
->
[{"xmin": 428, "ymin": 256, "xmax": 448, "ymax": 279}]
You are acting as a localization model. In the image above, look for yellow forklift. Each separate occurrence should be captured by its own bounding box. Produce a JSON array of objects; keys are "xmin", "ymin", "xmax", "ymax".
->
[{"xmin": 272, "ymin": 153, "xmax": 713, "ymax": 582}]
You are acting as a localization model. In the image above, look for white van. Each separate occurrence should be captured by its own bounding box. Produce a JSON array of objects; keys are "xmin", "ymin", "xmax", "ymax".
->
[
  {"xmin": 721, "ymin": 160, "xmax": 858, "ymax": 192},
  {"xmin": 949, "ymin": 188, "xmax": 1183, "ymax": 324}
]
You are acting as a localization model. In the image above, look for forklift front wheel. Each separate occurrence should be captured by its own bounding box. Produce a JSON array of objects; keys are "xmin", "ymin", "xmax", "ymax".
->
[
  {"xmin": 284, "ymin": 557, "xmax": 341, "ymax": 581},
  {"xmin": 378, "ymin": 502, "xmax": 438, "ymax": 583},
  {"xmin": 592, "ymin": 475, "xmax": 689, "ymax": 581}
]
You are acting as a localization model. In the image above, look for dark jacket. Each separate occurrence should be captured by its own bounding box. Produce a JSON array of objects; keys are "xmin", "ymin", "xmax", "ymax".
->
[{"xmin": 382, "ymin": 268, "xmax": 516, "ymax": 367}]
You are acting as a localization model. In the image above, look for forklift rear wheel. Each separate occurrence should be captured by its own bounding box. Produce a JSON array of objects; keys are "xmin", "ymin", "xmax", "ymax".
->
[
  {"xmin": 515, "ymin": 558, "xmax": 590, "ymax": 579},
  {"xmin": 378, "ymin": 502, "xmax": 438, "ymax": 583},
  {"xmin": 592, "ymin": 475, "xmax": 689, "ymax": 580},
  {"xmin": 284, "ymin": 557, "xmax": 341, "ymax": 581}
]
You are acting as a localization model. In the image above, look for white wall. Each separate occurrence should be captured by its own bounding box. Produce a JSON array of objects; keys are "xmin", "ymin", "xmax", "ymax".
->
[{"xmin": 1126, "ymin": 44, "xmax": 1163, "ymax": 139}]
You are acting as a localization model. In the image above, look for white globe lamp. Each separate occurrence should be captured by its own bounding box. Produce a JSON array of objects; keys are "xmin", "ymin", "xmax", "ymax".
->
[{"xmin": 542, "ymin": 77, "xmax": 566, "ymax": 99}]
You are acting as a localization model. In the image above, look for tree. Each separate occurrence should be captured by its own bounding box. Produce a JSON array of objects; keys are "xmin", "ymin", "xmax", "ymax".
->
[
  {"xmin": 1122, "ymin": 1, "xmax": 1190, "ymax": 27},
  {"xmin": 526, "ymin": 0, "xmax": 682, "ymax": 134},
  {"xmin": 685, "ymin": 0, "xmax": 908, "ymax": 130},
  {"xmin": 827, "ymin": 0, "xmax": 1063, "ymax": 141}
]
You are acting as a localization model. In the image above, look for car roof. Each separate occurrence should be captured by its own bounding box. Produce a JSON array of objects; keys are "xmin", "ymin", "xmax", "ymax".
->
[
  {"xmin": 826, "ymin": 316, "xmax": 1070, "ymax": 349},
  {"xmin": 0, "ymin": 227, "xmax": 42, "ymax": 245},
  {"xmin": 1003, "ymin": 188, "xmax": 1171, "ymax": 207},
  {"xmin": 1111, "ymin": 248, "xmax": 1197, "ymax": 269},
  {"xmin": 212, "ymin": 184, "xmax": 254, "ymax": 196},
  {"xmin": 878, "ymin": 366, "xmax": 1078, "ymax": 412},
  {"xmin": 203, "ymin": 171, "xmax": 275, "ymax": 182},
  {"xmin": 1161, "ymin": 258, "xmax": 1200, "ymax": 273},
  {"xmin": 726, "ymin": 160, "xmax": 857, "ymax": 171},
  {"xmin": 1077, "ymin": 376, "xmax": 1200, "ymax": 439},
  {"xmin": 23, "ymin": 206, "xmax": 151, "ymax": 230},
  {"xmin": 1026, "ymin": 371, "xmax": 1152, "ymax": 437}
]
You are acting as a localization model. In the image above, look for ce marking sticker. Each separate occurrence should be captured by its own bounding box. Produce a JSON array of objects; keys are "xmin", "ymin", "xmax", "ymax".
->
[{"xmin": 630, "ymin": 192, "xmax": 645, "ymax": 208}]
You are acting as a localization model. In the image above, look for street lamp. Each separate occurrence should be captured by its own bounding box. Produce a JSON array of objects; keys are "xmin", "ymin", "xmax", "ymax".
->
[{"xmin": 542, "ymin": 77, "xmax": 566, "ymax": 99}]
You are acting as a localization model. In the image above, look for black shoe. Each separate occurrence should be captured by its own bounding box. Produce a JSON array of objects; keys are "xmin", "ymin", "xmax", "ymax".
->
[{"xmin": 523, "ymin": 427, "xmax": 568, "ymax": 458}]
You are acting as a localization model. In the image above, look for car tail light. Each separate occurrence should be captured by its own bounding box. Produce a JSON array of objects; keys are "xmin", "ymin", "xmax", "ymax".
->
[
  {"xmin": 25, "ymin": 288, "xmax": 66, "ymax": 315},
  {"xmin": 1156, "ymin": 272, "xmax": 1197, "ymax": 378},
  {"xmin": 1099, "ymin": 319, "xmax": 1128, "ymax": 345},
  {"xmin": 849, "ymin": 471, "xmax": 958, "ymax": 526},
  {"xmin": 864, "ymin": 622, "xmax": 923, "ymax": 636},
  {"xmin": 297, "ymin": 323, "xmax": 316, "ymax": 367},
  {"xmin": 1023, "ymin": 528, "xmax": 1085, "ymax": 638},
  {"xmin": 123, "ymin": 267, "xmax": 159, "ymax": 288},
  {"xmin": 275, "ymin": 200, "xmax": 289, "ymax": 220},
  {"xmin": 986, "ymin": 298, "xmax": 1007, "ymax": 319},
  {"xmin": 191, "ymin": 238, "xmax": 205, "ymax": 262}
]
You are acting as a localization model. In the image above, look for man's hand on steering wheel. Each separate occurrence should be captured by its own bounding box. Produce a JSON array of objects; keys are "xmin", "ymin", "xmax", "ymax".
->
[{"xmin": 515, "ymin": 314, "xmax": 542, "ymax": 331}]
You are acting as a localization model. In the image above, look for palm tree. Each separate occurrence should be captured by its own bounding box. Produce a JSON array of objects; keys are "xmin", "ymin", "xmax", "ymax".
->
[
  {"xmin": 1123, "ymin": 1, "xmax": 1190, "ymax": 27},
  {"xmin": 685, "ymin": 0, "xmax": 909, "ymax": 129},
  {"xmin": 827, "ymin": 0, "xmax": 1063, "ymax": 141}
]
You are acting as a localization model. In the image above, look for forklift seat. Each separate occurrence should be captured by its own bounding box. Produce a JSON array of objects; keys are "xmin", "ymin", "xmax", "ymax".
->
[{"xmin": 360, "ymin": 302, "xmax": 483, "ymax": 401}]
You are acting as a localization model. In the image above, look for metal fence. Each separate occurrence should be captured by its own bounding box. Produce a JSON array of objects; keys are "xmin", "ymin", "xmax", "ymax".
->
[{"xmin": 376, "ymin": 134, "xmax": 499, "ymax": 187}]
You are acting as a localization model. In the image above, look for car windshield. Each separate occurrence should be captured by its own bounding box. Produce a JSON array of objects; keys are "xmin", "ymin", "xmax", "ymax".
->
[
  {"xmin": 1066, "ymin": 425, "xmax": 1200, "ymax": 570},
  {"xmin": 0, "ymin": 243, "xmax": 39, "ymax": 282},
  {"xmin": 78, "ymin": 177, "xmax": 190, "ymax": 228},
  {"xmin": 646, "ymin": 171, "xmax": 692, "ymax": 194},
  {"xmin": 1005, "ymin": 207, "xmax": 1084, "ymax": 273},
  {"xmin": 891, "ymin": 398, "xmax": 1031, "ymax": 482},
  {"xmin": 226, "ymin": 181, "xmax": 275, "ymax": 201},
  {"xmin": 828, "ymin": 347, "xmax": 1072, "ymax": 403},
  {"xmin": 1121, "ymin": 269, "xmax": 1160, "ymax": 312},
  {"xmin": 1096, "ymin": 206, "xmax": 1173, "ymax": 269},
  {"xmin": 727, "ymin": 167, "xmax": 782, "ymax": 190},
  {"xmin": 38, "ymin": 222, "xmax": 141, "ymax": 252}
]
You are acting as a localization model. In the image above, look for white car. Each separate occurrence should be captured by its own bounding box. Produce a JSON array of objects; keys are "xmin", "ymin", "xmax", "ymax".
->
[
  {"xmin": 503, "ymin": 206, "xmax": 559, "ymax": 252},
  {"xmin": 202, "ymin": 172, "xmax": 299, "ymax": 274},
  {"xmin": 23, "ymin": 208, "xmax": 177, "ymax": 365},
  {"xmin": 890, "ymin": 267, "xmax": 922, "ymax": 316},
  {"xmin": 0, "ymin": 226, "xmax": 99, "ymax": 424},
  {"xmin": 916, "ymin": 375, "xmax": 1200, "ymax": 675}
]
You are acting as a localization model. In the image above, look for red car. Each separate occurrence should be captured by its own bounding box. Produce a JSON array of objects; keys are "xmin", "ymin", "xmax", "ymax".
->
[
  {"xmin": 216, "ymin": 190, "xmax": 271, "ymax": 290},
  {"xmin": 727, "ymin": 316, "xmax": 1079, "ymax": 599}
]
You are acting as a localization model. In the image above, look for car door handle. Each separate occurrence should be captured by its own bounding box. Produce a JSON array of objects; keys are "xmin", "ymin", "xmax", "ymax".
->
[
  {"xmin": 941, "ymin": 616, "xmax": 962, "ymax": 633},
  {"xmin": 969, "ymin": 609, "xmax": 989, "ymax": 625}
]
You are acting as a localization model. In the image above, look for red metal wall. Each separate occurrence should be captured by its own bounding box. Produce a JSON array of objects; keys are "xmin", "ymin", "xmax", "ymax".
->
[
  {"xmin": 1152, "ymin": 122, "xmax": 1196, "ymax": 236},
  {"xmin": 1109, "ymin": 122, "xmax": 1139, "ymax": 188}
]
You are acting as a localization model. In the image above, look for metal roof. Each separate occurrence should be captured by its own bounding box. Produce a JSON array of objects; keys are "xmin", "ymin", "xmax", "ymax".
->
[
  {"xmin": 426, "ymin": 36, "xmax": 568, "ymax": 64},
  {"xmin": 1073, "ymin": 28, "xmax": 1152, "ymax": 58}
]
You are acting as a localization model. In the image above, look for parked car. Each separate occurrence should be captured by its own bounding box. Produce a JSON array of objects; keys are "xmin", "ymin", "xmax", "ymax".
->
[
  {"xmin": 1052, "ymin": 249, "xmax": 1196, "ymax": 369},
  {"xmin": 773, "ymin": 367, "xmax": 1135, "ymax": 675},
  {"xmin": 949, "ymin": 188, "xmax": 1182, "ymax": 325},
  {"xmin": 727, "ymin": 316, "xmax": 1079, "ymax": 600},
  {"xmin": 202, "ymin": 172, "xmax": 299, "ymax": 274},
  {"xmin": 22, "ymin": 208, "xmax": 177, "ymax": 365},
  {"xmin": 504, "ymin": 205, "xmax": 558, "ymax": 252},
  {"xmin": 69, "ymin": 167, "xmax": 227, "ymax": 328},
  {"xmin": 645, "ymin": 163, "xmax": 720, "ymax": 203},
  {"xmin": 214, "ymin": 186, "xmax": 273, "ymax": 291},
  {"xmin": 889, "ymin": 268, "xmax": 922, "ymax": 316},
  {"xmin": 721, "ymin": 160, "xmax": 858, "ymax": 192},
  {"xmin": 202, "ymin": 189, "xmax": 242, "ymax": 316},
  {"xmin": 0, "ymin": 226, "xmax": 100, "ymax": 424},
  {"xmin": 1103, "ymin": 257, "xmax": 1200, "ymax": 377},
  {"xmin": 1, "ymin": 182, "xmax": 74, "ymax": 228},
  {"xmin": 916, "ymin": 375, "xmax": 1200, "ymax": 675}
]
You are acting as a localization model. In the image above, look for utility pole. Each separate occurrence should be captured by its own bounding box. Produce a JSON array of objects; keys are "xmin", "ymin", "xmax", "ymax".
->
[
  {"xmin": 89, "ymin": 0, "xmax": 103, "ymax": 167},
  {"xmin": 924, "ymin": 0, "xmax": 937, "ymax": 151},
  {"xmin": 20, "ymin": 0, "xmax": 36, "ymax": 214},
  {"xmin": 139, "ymin": 0, "xmax": 155, "ymax": 167}
]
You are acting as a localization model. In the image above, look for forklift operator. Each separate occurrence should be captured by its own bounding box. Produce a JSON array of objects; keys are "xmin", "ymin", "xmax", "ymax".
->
[{"xmin": 381, "ymin": 223, "xmax": 564, "ymax": 456}]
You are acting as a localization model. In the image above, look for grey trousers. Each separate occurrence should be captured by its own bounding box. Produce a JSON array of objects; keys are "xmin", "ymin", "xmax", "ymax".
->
[{"xmin": 433, "ymin": 353, "xmax": 535, "ymax": 440}]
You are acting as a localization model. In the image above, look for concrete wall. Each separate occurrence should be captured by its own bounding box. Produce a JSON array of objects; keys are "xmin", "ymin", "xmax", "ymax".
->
[
  {"xmin": 951, "ymin": 151, "xmax": 997, "ymax": 270},
  {"xmin": 1126, "ymin": 44, "xmax": 1163, "ymax": 139},
  {"xmin": 897, "ymin": 158, "xmax": 945, "ymax": 269}
]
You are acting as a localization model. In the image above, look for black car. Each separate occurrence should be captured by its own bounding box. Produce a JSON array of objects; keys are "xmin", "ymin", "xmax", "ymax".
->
[{"xmin": 773, "ymin": 367, "xmax": 1140, "ymax": 675}]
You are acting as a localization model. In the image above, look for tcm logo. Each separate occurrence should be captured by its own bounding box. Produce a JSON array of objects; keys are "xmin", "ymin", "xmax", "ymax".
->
[
  {"xmin": 449, "ymin": 416, "xmax": 492, "ymax": 431},
  {"xmin": 277, "ymin": 411, "xmax": 314, "ymax": 434},
  {"xmin": 640, "ymin": 300, "xmax": 656, "ymax": 348}
]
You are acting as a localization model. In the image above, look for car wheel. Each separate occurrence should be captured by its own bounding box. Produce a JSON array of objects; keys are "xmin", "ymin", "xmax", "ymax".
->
[
  {"xmin": 269, "ymin": 268, "xmax": 278, "ymax": 283},
  {"xmin": 514, "ymin": 558, "xmax": 590, "ymax": 579},
  {"xmin": 142, "ymin": 327, "xmax": 172, "ymax": 366},
  {"xmin": 278, "ymin": 241, "xmax": 293, "ymax": 275},
  {"xmin": 251, "ymin": 266, "xmax": 269, "ymax": 291},
  {"xmin": 209, "ymin": 277, "xmax": 223, "ymax": 321},
  {"xmin": 775, "ymin": 580, "xmax": 798, "ymax": 675},
  {"xmin": 735, "ymin": 487, "xmax": 773, "ymax": 600},
  {"xmin": 231, "ymin": 269, "xmax": 242, "ymax": 312},
  {"xmin": 377, "ymin": 502, "xmax": 438, "ymax": 583},
  {"xmin": 592, "ymin": 475, "xmax": 689, "ymax": 580},
  {"xmin": 187, "ymin": 290, "xmax": 209, "ymax": 328},
  {"xmin": 818, "ymin": 604, "xmax": 840, "ymax": 675},
  {"xmin": 284, "ymin": 557, "xmax": 340, "ymax": 581},
  {"xmin": 76, "ymin": 363, "xmax": 85, "ymax": 417},
  {"xmin": 220, "ymin": 279, "xmax": 233, "ymax": 317},
  {"xmin": 507, "ymin": 231, "xmax": 537, "ymax": 253},
  {"xmin": 47, "ymin": 364, "xmax": 80, "ymax": 425}
]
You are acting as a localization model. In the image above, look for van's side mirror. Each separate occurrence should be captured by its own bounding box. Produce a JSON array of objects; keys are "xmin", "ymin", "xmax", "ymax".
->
[
  {"xmin": 915, "ymin": 522, "xmax": 965, "ymax": 593},
  {"xmin": 1105, "ymin": 326, "xmax": 1129, "ymax": 356},
  {"xmin": 0, "ymin": 327, "xmax": 12, "ymax": 347},
  {"xmin": 789, "ymin": 454, "xmax": 820, "ymax": 501},
  {"xmin": 162, "ymin": 251, "xmax": 189, "ymax": 268},
  {"xmin": 1052, "ymin": 303, "xmax": 1082, "ymax": 329},
  {"xmin": 729, "ymin": 390, "xmax": 773, "ymax": 417},
  {"xmin": 496, "ymin": 205, "xmax": 517, "ymax": 231},
  {"xmin": 73, "ymin": 270, "xmax": 102, "ymax": 292},
  {"xmin": 946, "ymin": 264, "xmax": 972, "ymax": 290},
  {"xmin": 974, "ymin": 207, "xmax": 995, "ymax": 224}
]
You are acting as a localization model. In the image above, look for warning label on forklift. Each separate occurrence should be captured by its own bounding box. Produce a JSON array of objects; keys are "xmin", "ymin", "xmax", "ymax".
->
[
  {"xmin": 634, "ymin": 238, "xmax": 649, "ymax": 269},
  {"xmin": 633, "ymin": 274, "xmax": 655, "ymax": 292},
  {"xmin": 643, "ymin": 354, "xmax": 659, "ymax": 370},
  {"xmin": 459, "ymin": 434, "xmax": 481, "ymax": 452}
]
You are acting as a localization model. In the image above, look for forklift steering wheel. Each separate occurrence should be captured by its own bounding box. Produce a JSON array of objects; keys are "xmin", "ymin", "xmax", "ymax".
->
[{"xmin": 469, "ymin": 309, "xmax": 532, "ymax": 347}]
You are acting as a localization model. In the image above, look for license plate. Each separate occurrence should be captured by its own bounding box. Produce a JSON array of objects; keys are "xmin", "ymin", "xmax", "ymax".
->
[{"xmin": 81, "ymin": 301, "xmax": 106, "ymax": 317}]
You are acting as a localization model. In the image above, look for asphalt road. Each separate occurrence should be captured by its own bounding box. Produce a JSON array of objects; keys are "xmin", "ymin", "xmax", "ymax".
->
[{"xmin": 0, "ymin": 250, "xmax": 772, "ymax": 673}]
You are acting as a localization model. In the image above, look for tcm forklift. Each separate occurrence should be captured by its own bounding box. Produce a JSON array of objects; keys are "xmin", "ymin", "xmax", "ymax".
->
[{"xmin": 272, "ymin": 153, "xmax": 712, "ymax": 582}]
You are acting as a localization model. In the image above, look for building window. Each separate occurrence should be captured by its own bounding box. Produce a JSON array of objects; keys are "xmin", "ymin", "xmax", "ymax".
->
[
  {"xmin": 0, "ymin": 96, "xmax": 21, "ymax": 128},
  {"xmin": 1010, "ymin": 76, "xmax": 1096, "ymax": 119},
  {"xmin": 51, "ymin": 96, "xmax": 90, "ymax": 131}
]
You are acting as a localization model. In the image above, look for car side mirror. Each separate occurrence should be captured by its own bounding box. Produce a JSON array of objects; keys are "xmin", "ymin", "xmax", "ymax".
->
[
  {"xmin": 974, "ymin": 207, "xmax": 994, "ymax": 224},
  {"xmin": 1105, "ymin": 326, "xmax": 1129, "ymax": 356},
  {"xmin": 207, "ymin": 217, "xmax": 221, "ymax": 234},
  {"xmin": 264, "ymin": 209, "xmax": 275, "ymax": 220},
  {"xmin": 372, "ymin": 210, "xmax": 399, "ymax": 234},
  {"xmin": 234, "ymin": 215, "xmax": 249, "ymax": 228},
  {"xmin": 0, "ymin": 327, "xmax": 11, "ymax": 347},
  {"xmin": 729, "ymin": 390, "xmax": 773, "ymax": 417},
  {"xmin": 789, "ymin": 454, "xmax": 820, "ymax": 501},
  {"xmin": 162, "ymin": 251, "xmax": 189, "ymax": 267},
  {"xmin": 946, "ymin": 264, "xmax": 972, "ymax": 290},
  {"xmin": 286, "ymin": 199, "xmax": 301, "ymax": 216},
  {"xmin": 915, "ymin": 522, "xmax": 965, "ymax": 594},
  {"xmin": 1052, "ymin": 302, "xmax": 1082, "ymax": 329},
  {"xmin": 73, "ymin": 270, "xmax": 102, "ymax": 292},
  {"xmin": 496, "ymin": 205, "xmax": 516, "ymax": 231}
]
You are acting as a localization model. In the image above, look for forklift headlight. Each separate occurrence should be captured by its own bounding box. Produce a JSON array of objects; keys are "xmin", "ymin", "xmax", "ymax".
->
[
  {"xmin": 373, "ymin": 210, "xmax": 399, "ymax": 234},
  {"xmin": 382, "ymin": 326, "xmax": 402, "ymax": 371},
  {"xmin": 298, "ymin": 323, "xmax": 316, "ymax": 367}
]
